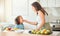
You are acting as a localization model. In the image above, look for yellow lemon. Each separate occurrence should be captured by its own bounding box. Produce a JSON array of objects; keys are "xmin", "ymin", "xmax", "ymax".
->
[
  {"xmin": 31, "ymin": 30, "xmax": 35, "ymax": 32},
  {"xmin": 43, "ymin": 29, "xmax": 47, "ymax": 33},
  {"xmin": 31, "ymin": 30, "xmax": 36, "ymax": 34},
  {"xmin": 36, "ymin": 31, "xmax": 40, "ymax": 34},
  {"xmin": 14, "ymin": 28, "xmax": 19, "ymax": 30},
  {"xmin": 5, "ymin": 28, "xmax": 8, "ymax": 31},
  {"xmin": 47, "ymin": 30, "xmax": 50, "ymax": 33},
  {"xmin": 40, "ymin": 31, "xmax": 44, "ymax": 34},
  {"xmin": 33, "ymin": 31, "xmax": 35, "ymax": 34},
  {"xmin": 44, "ymin": 31, "xmax": 48, "ymax": 35}
]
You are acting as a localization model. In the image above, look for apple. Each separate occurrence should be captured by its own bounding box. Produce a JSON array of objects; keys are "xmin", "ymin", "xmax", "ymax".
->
[
  {"xmin": 8, "ymin": 27, "xmax": 11, "ymax": 30},
  {"xmin": 5, "ymin": 28, "xmax": 8, "ymax": 31},
  {"xmin": 5, "ymin": 27, "xmax": 11, "ymax": 31}
]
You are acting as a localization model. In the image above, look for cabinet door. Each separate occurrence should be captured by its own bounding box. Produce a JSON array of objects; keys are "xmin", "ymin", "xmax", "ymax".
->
[
  {"xmin": 40, "ymin": 0, "xmax": 48, "ymax": 7},
  {"xmin": 56, "ymin": 0, "xmax": 60, "ymax": 7},
  {"xmin": 40, "ymin": 0, "xmax": 56, "ymax": 7},
  {"xmin": 47, "ymin": 0, "xmax": 56, "ymax": 7}
]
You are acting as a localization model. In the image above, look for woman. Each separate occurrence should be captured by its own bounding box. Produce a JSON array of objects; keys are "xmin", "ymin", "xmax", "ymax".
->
[{"xmin": 24, "ymin": 2, "xmax": 48, "ymax": 30}]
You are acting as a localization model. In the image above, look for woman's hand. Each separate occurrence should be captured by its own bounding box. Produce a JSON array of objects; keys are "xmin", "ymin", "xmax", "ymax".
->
[
  {"xmin": 23, "ymin": 19, "xmax": 37, "ymax": 25},
  {"xmin": 35, "ymin": 28, "xmax": 41, "ymax": 31},
  {"xmin": 34, "ymin": 29, "xmax": 41, "ymax": 32}
]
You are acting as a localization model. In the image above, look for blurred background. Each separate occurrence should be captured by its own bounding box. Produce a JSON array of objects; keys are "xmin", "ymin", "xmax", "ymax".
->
[
  {"xmin": 0, "ymin": 0, "xmax": 60, "ymax": 23},
  {"xmin": 0, "ymin": 0, "xmax": 60, "ymax": 30}
]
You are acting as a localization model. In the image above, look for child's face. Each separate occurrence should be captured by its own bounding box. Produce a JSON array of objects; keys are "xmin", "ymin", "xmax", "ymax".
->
[{"xmin": 19, "ymin": 16, "xmax": 23, "ymax": 24}]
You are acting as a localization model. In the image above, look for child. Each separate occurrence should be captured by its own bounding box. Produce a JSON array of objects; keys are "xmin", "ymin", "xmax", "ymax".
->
[{"xmin": 15, "ymin": 16, "xmax": 24, "ymax": 29}]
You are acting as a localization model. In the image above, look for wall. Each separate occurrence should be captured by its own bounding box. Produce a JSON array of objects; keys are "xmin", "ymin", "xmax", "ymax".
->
[
  {"xmin": 44, "ymin": 7, "xmax": 60, "ymax": 22},
  {"xmin": 4, "ymin": 0, "xmax": 13, "ymax": 23},
  {"xmin": 0, "ymin": 0, "xmax": 5, "ymax": 22},
  {"xmin": 4, "ymin": 0, "xmax": 37, "ymax": 24}
]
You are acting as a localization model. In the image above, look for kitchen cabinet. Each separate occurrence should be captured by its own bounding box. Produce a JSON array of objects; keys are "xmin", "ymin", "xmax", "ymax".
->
[
  {"xmin": 40, "ymin": 0, "xmax": 48, "ymax": 7},
  {"xmin": 40, "ymin": 0, "xmax": 56, "ymax": 7},
  {"xmin": 47, "ymin": 0, "xmax": 56, "ymax": 7},
  {"xmin": 39, "ymin": 0, "xmax": 60, "ymax": 7},
  {"xmin": 56, "ymin": 0, "xmax": 60, "ymax": 7}
]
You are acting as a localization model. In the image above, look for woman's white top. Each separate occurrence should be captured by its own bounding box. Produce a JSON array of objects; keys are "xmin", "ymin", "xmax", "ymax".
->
[{"xmin": 36, "ymin": 12, "xmax": 42, "ymax": 28}]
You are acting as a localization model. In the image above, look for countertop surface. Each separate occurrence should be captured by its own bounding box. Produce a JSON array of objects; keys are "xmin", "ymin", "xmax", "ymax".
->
[{"xmin": 0, "ymin": 31, "xmax": 60, "ymax": 36}]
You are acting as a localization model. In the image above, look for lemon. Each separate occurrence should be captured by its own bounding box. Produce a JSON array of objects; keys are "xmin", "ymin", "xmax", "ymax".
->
[
  {"xmin": 36, "ymin": 31, "xmax": 40, "ymax": 34},
  {"xmin": 47, "ymin": 30, "xmax": 50, "ymax": 33},
  {"xmin": 40, "ymin": 31, "xmax": 44, "ymax": 34},
  {"xmin": 31, "ymin": 30, "xmax": 35, "ymax": 33},
  {"xmin": 43, "ymin": 29, "xmax": 47, "ymax": 32},
  {"xmin": 40, "ymin": 29, "xmax": 47, "ymax": 34},
  {"xmin": 33, "ymin": 32, "xmax": 36, "ymax": 34},
  {"xmin": 31, "ymin": 30, "xmax": 34, "ymax": 32},
  {"xmin": 14, "ymin": 28, "xmax": 19, "ymax": 30},
  {"xmin": 5, "ymin": 28, "xmax": 8, "ymax": 31},
  {"xmin": 32, "ymin": 31, "xmax": 36, "ymax": 34},
  {"xmin": 31, "ymin": 30, "xmax": 36, "ymax": 34},
  {"xmin": 44, "ymin": 31, "xmax": 48, "ymax": 35}
]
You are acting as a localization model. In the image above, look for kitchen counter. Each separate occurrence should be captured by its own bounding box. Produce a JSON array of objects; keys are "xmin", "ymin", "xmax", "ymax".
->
[
  {"xmin": 0, "ymin": 31, "xmax": 60, "ymax": 36},
  {"xmin": 0, "ymin": 32, "xmax": 52, "ymax": 36}
]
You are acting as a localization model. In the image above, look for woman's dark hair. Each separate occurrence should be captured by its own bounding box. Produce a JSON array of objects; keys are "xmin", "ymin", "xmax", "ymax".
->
[
  {"xmin": 15, "ymin": 16, "xmax": 22, "ymax": 25},
  {"xmin": 32, "ymin": 2, "xmax": 48, "ymax": 15}
]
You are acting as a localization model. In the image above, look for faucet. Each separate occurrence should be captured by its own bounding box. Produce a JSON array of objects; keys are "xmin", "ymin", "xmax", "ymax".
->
[{"xmin": 56, "ymin": 19, "xmax": 60, "ymax": 24}]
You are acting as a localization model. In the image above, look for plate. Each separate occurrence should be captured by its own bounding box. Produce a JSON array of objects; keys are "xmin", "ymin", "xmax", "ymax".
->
[{"xmin": 15, "ymin": 30, "xmax": 24, "ymax": 33}]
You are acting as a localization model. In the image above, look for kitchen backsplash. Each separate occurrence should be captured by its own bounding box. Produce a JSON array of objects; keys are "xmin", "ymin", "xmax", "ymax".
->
[{"xmin": 44, "ymin": 7, "xmax": 60, "ymax": 23}]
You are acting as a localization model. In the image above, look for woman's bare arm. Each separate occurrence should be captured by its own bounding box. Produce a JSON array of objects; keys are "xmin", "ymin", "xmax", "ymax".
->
[
  {"xmin": 23, "ymin": 20, "xmax": 37, "ymax": 25},
  {"xmin": 37, "ymin": 11, "xmax": 45, "ymax": 30}
]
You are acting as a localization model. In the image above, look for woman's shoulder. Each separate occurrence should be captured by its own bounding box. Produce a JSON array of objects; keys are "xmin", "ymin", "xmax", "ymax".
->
[
  {"xmin": 38, "ymin": 10, "xmax": 43, "ymax": 14},
  {"xmin": 38, "ymin": 10, "xmax": 45, "ymax": 16}
]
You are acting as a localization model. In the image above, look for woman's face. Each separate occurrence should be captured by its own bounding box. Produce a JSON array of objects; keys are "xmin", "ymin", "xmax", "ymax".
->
[{"xmin": 32, "ymin": 6, "xmax": 37, "ymax": 13}]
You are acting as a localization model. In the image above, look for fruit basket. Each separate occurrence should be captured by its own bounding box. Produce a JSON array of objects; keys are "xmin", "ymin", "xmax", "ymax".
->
[{"xmin": 29, "ymin": 29, "xmax": 52, "ymax": 35}]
